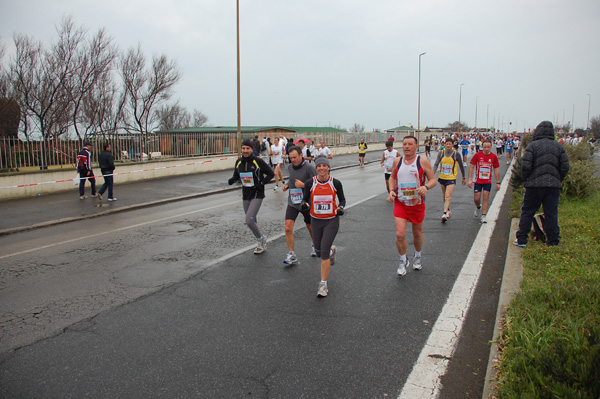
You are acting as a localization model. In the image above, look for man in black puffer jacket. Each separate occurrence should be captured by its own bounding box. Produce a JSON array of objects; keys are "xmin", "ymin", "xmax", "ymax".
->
[{"xmin": 515, "ymin": 121, "xmax": 570, "ymax": 247}]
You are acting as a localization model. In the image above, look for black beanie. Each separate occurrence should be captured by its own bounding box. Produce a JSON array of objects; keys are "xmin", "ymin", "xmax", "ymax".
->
[{"xmin": 241, "ymin": 139, "xmax": 253, "ymax": 148}]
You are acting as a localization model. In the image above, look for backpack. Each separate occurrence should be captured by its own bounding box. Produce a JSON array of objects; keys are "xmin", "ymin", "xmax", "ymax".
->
[
  {"xmin": 260, "ymin": 141, "xmax": 267, "ymax": 152},
  {"xmin": 76, "ymin": 155, "xmax": 87, "ymax": 172}
]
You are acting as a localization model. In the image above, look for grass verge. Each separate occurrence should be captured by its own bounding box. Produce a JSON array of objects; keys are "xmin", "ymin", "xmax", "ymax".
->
[{"xmin": 495, "ymin": 191, "xmax": 600, "ymax": 398}]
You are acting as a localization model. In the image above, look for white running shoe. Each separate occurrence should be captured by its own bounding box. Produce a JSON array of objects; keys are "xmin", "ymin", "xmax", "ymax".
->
[
  {"xmin": 273, "ymin": 186, "xmax": 279, "ymax": 191},
  {"xmin": 329, "ymin": 245, "xmax": 337, "ymax": 266},
  {"xmin": 474, "ymin": 206, "xmax": 481, "ymax": 218},
  {"xmin": 283, "ymin": 251, "xmax": 298, "ymax": 265},
  {"xmin": 441, "ymin": 212, "xmax": 448, "ymax": 223},
  {"xmin": 413, "ymin": 256, "xmax": 422, "ymax": 270},
  {"xmin": 79, "ymin": 195, "xmax": 88, "ymax": 200},
  {"xmin": 397, "ymin": 257, "xmax": 409, "ymax": 276},
  {"xmin": 481, "ymin": 214, "xmax": 487, "ymax": 223},
  {"xmin": 108, "ymin": 198, "xmax": 117, "ymax": 202},
  {"xmin": 311, "ymin": 244, "xmax": 317, "ymax": 257},
  {"xmin": 317, "ymin": 282, "xmax": 328, "ymax": 297},
  {"xmin": 254, "ymin": 236, "xmax": 267, "ymax": 254}
]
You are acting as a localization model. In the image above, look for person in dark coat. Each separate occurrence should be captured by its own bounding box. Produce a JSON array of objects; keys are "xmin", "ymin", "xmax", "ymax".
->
[
  {"xmin": 98, "ymin": 143, "xmax": 117, "ymax": 201},
  {"xmin": 515, "ymin": 121, "xmax": 570, "ymax": 247},
  {"xmin": 77, "ymin": 141, "xmax": 98, "ymax": 200}
]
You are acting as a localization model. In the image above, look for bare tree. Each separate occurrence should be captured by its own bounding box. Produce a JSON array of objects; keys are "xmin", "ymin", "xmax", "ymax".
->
[
  {"xmin": 192, "ymin": 109, "xmax": 208, "ymax": 127},
  {"xmin": 156, "ymin": 101, "xmax": 190, "ymax": 131},
  {"xmin": 68, "ymin": 26, "xmax": 117, "ymax": 141},
  {"xmin": 120, "ymin": 44, "xmax": 181, "ymax": 136},
  {"xmin": 349, "ymin": 123, "xmax": 365, "ymax": 133},
  {"xmin": 447, "ymin": 121, "xmax": 470, "ymax": 132}
]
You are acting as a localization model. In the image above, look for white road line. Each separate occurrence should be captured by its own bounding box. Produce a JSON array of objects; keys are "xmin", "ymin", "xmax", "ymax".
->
[
  {"xmin": 0, "ymin": 200, "xmax": 239, "ymax": 260},
  {"xmin": 398, "ymin": 163, "xmax": 513, "ymax": 398}
]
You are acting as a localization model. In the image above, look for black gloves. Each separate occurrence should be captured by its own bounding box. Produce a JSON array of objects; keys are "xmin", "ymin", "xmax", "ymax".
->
[
  {"xmin": 337, "ymin": 206, "xmax": 344, "ymax": 216},
  {"xmin": 228, "ymin": 178, "xmax": 235, "ymax": 185}
]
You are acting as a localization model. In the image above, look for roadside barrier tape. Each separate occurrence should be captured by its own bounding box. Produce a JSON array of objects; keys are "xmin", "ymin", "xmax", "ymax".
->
[{"xmin": 0, "ymin": 157, "xmax": 232, "ymax": 190}]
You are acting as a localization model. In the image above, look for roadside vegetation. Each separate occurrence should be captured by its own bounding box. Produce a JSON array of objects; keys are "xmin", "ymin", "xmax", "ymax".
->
[{"xmin": 496, "ymin": 141, "xmax": 600, "ymax": 398}]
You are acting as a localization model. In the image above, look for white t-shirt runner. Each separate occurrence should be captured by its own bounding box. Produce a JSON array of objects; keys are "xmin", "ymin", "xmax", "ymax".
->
[
  {"xmin": 383, "ymin": 149, "xmax": 398, "ymax": 174},
  {"xmin": 271, "ymin": 143, "xmax": 284, "ymax": 165}
]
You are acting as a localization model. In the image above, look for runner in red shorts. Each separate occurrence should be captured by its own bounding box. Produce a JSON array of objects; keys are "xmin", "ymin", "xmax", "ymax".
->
[{"xmin": 387, "ymin": 136, "xmax": 437, "ymax": 277}]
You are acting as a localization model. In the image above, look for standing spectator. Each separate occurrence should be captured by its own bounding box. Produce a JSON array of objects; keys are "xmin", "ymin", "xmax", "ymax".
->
[
  {"xmin": 515, "ymin": 121, "xmax": 570, "ymax": 247},
  {"xmin": 97, "ymin": 143, "xmax": 117, "ymax": 201},
  {"xmin": 76, "ymin": 141, "xmax": 99, "ymax": 200}
]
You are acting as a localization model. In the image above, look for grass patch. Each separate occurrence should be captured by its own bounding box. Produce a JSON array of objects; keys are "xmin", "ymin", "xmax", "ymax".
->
[{"xmin": 496, "ymin": 191, "xmax": 600, "ymax": 398}]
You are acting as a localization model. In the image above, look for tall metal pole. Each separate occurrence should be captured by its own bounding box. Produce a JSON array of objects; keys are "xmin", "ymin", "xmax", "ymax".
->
[
  {"xmin": 458, "ymin": 83, "xmax": 465, "ymax": 135},
  {"xmin": 236, "ymin": 0, "xmax": 241, "ymax": 156},
  {"xmin": 474, "ymin": 96, "xmax": 479, "ymax": 131},
  {"xmin": 486, "ymin": 104, "xmax": 489, "ymax": 132},
  {"xmin": 571, "ymin": 104, "xmax": 575, "ymax": 133},
  {"xmin": 587, "ymin": 94, "xmax": 591, "ymax": 129},
  {"xmin": 418, "ymin": 52, "xmax": 426, "ymax": 139}
]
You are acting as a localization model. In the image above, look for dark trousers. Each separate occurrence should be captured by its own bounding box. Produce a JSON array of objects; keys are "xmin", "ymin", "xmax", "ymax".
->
[
  {"xmin": 517, "ymin": 187, "xmax": 561, "ymax": 246},
  {"xmin": 98, "ymin": 169, "xmax": 114, "ymax": 198},
  {"xmin": 79, "ymin": 170, "xmax": 96, "ymax": 196}
]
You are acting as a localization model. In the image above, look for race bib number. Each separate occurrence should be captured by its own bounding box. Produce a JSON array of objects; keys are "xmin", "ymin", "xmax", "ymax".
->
[
  {"xmin": 313, "ymin": 194, "xmax": 333, "ymax": 214},
  {"xmin": 385, "ymin": 167, "xmax": 393, "ymax": 174},
  {"xmin": 441, "ymin": 164, "xmax": 452, "ymax": 176},
  {"xmin": 240, "ymin": 172, "xmax": 254, "ymax": 187},
  {"xmin": 399, "ymin": 182, "xmax": 418, "ymax": 198},
  {"xmin": 478, "ymin": 167, "xmax": 491, "ymax": 180},
  {"xmin": 290, "ymin": 188, "xmax": 303, "ymax": 204}
]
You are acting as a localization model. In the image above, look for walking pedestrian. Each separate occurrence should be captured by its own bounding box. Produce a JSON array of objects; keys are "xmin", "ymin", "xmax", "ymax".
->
[
  {"xmin": 228, "ymin": 140, "xmax": 275, "ymax": 254},
  {"xmin": 76, "ymin": 141, "xmax": 99, "ymax": 200},
  {"xmin": 515, "ymin": 121, "xmax": 570, "ymax": 247},
  {"xmin": 282, "ymin": 146, "xmax": 317, "ymax": 264},
  {"xmin": 467, "ymin": 139, "xmax": 500, "ymax": 223},
  {"xmin": 432, "ymin": 137, "xmax": 466, "ymax": 222},
  {"xmin": 302, "ymin": 156, "xmax": 346, "ymax": 297},
  {"xmin": 387, "ymin": 136, "xmax": 436, "ymax": 276},
  {"xmin": 97, "ymin": 143, "xmax": 117, "ymax": 201}
]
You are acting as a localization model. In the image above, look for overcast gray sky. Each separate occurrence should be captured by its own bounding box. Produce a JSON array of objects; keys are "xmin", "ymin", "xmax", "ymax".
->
[{"xmin": 1, "ymin": 0, "xmax": 599, "ymax": 132}]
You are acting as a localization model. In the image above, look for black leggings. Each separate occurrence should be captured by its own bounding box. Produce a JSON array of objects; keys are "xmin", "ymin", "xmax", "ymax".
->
[{"xmin": 311, "ymin": 217, "xmax": 339, "ymax": 260}]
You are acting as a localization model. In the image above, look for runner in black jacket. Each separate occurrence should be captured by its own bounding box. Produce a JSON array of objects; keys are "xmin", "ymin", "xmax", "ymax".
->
[{"xmin": 228, "ymin": 140, "xmax": 275, "ymax": 254}]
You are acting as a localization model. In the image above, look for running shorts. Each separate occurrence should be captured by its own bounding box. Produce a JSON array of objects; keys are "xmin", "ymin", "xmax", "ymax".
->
[
  {"xmin": 462, "ymin": 148, "xmax": 468, "ymax": 156},
  {"xmin": 384, "ymin": 173, "xmax": 391, "ymax": 181},
  {"xmin": 285, "ymin": 205, "xmax": 311, "ymax": 224},
  {"xmin": 393, "ymin": 200, "xmax": 426, "ymax": 224},
  {"xmin": 474, "ymin": 183, "xmax": 492, "ymax": 193},
  {"xmin": 437, "ymin": 178, "xmax": 456, "ymax": 186}
]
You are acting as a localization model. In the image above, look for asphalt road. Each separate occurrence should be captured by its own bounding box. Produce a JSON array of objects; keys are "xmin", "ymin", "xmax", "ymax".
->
[{"xmin": 0, "ymin": 150, "xmax": 513, "ymax": 398}]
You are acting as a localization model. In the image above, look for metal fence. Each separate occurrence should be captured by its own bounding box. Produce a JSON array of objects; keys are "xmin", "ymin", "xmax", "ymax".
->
[{"xmin": 0, "ymin": 130, "xmax": 409, "ymax": 171}]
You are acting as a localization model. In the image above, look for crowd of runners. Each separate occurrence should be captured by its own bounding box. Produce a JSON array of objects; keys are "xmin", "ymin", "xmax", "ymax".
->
[{"xmin": 228, "ymin": 130, "xmax": 512, "ymax": 298}]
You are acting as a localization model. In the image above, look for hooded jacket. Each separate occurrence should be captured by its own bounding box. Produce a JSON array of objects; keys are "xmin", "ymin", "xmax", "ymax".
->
[
  {"xmin": 521, "ymin": 121, "xmax": 570, "ymax": 188},
  {"xmin": 228, "ymin": 154, "xmax": 275, "ymax": 200}
]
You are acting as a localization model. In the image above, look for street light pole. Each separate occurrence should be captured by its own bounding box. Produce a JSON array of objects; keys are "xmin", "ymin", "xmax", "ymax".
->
[
  {"xmin": 486, "ymin": 104, "xmax": 489, "ymax": 132},
  {"xmin": 587, "ymin": 94, "xmax": 591, "ymax": 129},
  {"xmin": 458, "ymin": 83, "xmax": 465, "ymax": 134},
  {"xmin": 236, "ymin": 0, "xmax": 241, "ymax": 156},
  {"xmin": 418, "ymin": 52, "xmax": 426, "ymax": 140},
  {"xmin": 474, "ymin": 96, "xmax": 479, "ymax": 132},
  {"xmin": 571, "ymin": 104, "xmax": 575, "ymax": 133}
]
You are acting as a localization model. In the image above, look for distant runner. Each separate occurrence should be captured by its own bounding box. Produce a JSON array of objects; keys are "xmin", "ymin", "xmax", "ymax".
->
[
  {"xmin": 358, "ymin": 138, "xmax": 368, "ymax": 167},
  {"xmin": 380, "ymin": 140, "xmax": 400, "ymax": 193},
  {"xmin": 467, "ymin": 139, "xmax": 501, "ymax": 223},
  {"xmin": 433, "ymin": 137, "xmax": 466, "ymax": 222}
]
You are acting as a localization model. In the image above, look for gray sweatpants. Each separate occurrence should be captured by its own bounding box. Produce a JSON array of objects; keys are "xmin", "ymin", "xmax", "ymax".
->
[{"xmin": 243, "ymin": 198, "xmax": 263, "ymax": 239}]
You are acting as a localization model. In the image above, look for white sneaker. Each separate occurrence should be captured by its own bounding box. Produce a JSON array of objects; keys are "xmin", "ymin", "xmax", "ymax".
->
[
  {"xmin": 397, "ymin": 257, "xmax": 409, "ymax": 276},
  {"xmin": 317, "ymin": 282, "xmax": 328, "ymax": 297},
  {"xmin": 108, "ymin": 198, "xmax": 117, "ymax": 202},
  {"xmin": 79, "ymin": 195, "xmax": 88, "ymax": 200},
  {"xmin": 273, "ymin": 186, "xmax": 279, "ymax": 191},
  {"xmin": 481, "ymin": 214, "xmax": 487, "ymax": 223},
  {"xmin": 283, "ymin": 251, "xmax": 298, "ymax": 265},
  {"xmin": 329, "ymin": 245, "xmax": 337, "ymax": 266},
  {"xmin": 254, "ymin": 236, "xmax": 267, "ymax": 254},
  {"xmin": 413, "ymin": 256, "xmax": 422, "ymax": 270},
  {"xmin": 474, "ymin": 206, "xmax": 481, "ymax": 218},
  {"xmin": 506, "ymin": 161, "xmax": 510, "ymax": 165},
  {"xmin": 441, "ymin": 212, "xmax": 448, "ymax": 223}
]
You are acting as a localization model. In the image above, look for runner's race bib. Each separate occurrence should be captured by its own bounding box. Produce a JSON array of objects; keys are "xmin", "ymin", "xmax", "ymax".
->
[
  {"xmin": 400, "ymin": 182, "xmax": 418, "ymax": 199},
  {"xmin": 240, "ymin": 172, "xmax": 254, "ymax": 187},
  {"xmin": 290, "ymin": 188, "xmax": 303, "ymax": 204},
  {"xmin": 385, "ymin": 167, "xmax": 393, "ymax": 174},
  {"xmin": 478, "ymin": 167, "xmax": 491, "ymax": 180},
  {"xmin": 313, "ymin": 195, "xmax": 334, "ymax": 214},
  {"xmin": 441, "ymin": 164, "xmax": 452, "ymax": 175}
]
